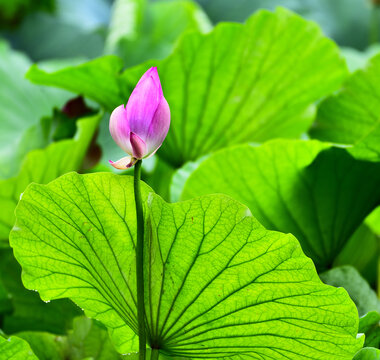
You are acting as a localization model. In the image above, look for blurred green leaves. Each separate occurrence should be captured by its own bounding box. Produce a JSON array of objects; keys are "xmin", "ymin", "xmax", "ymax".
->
[
  {"xmin": 0, "ymin": 113, "xmax": 100, "ymax": 242},
  {"xmin": 0, "ymin": 40, "xmax": 72, "ymax": 179},
  {"xmin": 106, "ymin": 0, "xmax": 212, "ymax": 67}
]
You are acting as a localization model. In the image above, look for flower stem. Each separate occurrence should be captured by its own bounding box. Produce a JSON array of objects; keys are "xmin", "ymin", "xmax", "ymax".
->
[
  {"xmin": 151, "ymin": 349, "xmax": 159, "ymax": 360},
  {"xmin": 134, "ymin": 160, "xmax": 146, "ymax": 360}
]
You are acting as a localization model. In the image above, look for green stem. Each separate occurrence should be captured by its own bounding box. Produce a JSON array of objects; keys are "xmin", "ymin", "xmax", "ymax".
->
[
  {"xmin": 151, "ymin": 349, "xmax": 159, "ymax": 360},
  {"xmin": 134, "ymin": 160, "xmax": 146, "ymax": 360}
]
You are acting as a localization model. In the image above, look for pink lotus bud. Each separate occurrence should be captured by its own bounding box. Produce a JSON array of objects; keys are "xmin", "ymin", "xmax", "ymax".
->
[{"xmin": 109, "ymin": 67, "xmax": 170, "ymax": 169}]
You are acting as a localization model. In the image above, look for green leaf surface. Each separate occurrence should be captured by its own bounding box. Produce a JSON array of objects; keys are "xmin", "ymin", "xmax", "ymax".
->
[
  {"xmin": 310, "ymin": 53, "xmax": 380, "ymax": 161},
  {"xmin": 0, "ymin": 335, "xmax": 38, "ymax": 360},
  {"xmin": 359, "ymin": 311, "xmax": 380, "ymax": 348},
  {"xmin": 0, "ymin": 248, "xmax": 82, "ymax": 334},
  {"xmin": 179, "ymin": 139, "xmax": 380, "ymax": 270},
  {"xmin": 26, "ymin": 8, "xmax": 347, "ymax": 167},
  {"xmin": 353, "ymin": 347, "xmax": 380, "ymax": 360},
  {"xmin": 121, "ymin": 7, "xmax": 346, "ymax": 166},
  {"xmin": 320, "ymin": 266, "xmax": 380, "ymax": 317},
  {"xmin": 0, "ymin": 40, "xmax": 72, "ymax": 179},
  {"xmin": 10, "ymin": 172, "xmax": 362, "ymax": 359},
  {"xmin": 27, "ymin": 56, "xmax": 124, "ymax": 111},
  {"xmin": 106, "ymin": 0, "xmax": 211, "ymax": 67},
  {"xmin": 0, "ymin": 113, "xmax": 100, "ymax": 242}
]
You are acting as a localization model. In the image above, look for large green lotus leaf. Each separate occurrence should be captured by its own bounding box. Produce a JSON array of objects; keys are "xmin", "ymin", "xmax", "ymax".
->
[
  {"xmin": 0, "ymin": 40, "xmax": 72, "ymax": 179},
  {"xmin": 310, "ymin": 53, "xmax": 380, "ymax": 162},
  {"xmin": 354, "ymin": 348, "xmax": 380, "ymax": 360},
  {"xmin": 179, "ymin": 139, "xmax": 380, "ymax": 270},
  {"xmin": 106, "ymin": 0, "xmax": 211, "ymax": 67},
  {"xmin": 26, "ymin": 8, "xmax": 347, "ymax": 167},
  {"xmin": 120, "ymin": 7, "xmax": 347, "ymax": 166},
  {"xmin": 0, "ymin": 335, "xmax": 38, "ymax": 360},
  {"xmin": 10, "ymin": 172, "xmax": 362, "ymax": 359},
  {"xmin": 0, "ymin": 248, "xmax": 82, "ymax": 334},
  {"xmin": 27, "ymin": 56, "xmax": 124, "ymax": 111},
  {"xmin": 0, "ymin": 113, "xmax": 100, "ymax": 242}
]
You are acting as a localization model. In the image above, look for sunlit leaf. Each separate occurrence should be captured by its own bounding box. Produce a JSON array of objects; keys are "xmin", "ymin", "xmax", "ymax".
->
[
  {"xmin": 310, "ymin": 53, "xmax": 380, "ymax": 162},
  {"xmin": 121, "ymin": 7, "xmax": 347, "ymax": 166},
  {"xmin": 10, "ymin": 172, "xmax": 362, "ymax": 359}
]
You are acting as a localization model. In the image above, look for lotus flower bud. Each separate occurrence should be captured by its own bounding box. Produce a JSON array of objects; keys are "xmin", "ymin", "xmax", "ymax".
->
[{"xmin": 109, "ymin": 67, "xmax": 170, "ymax": 169}]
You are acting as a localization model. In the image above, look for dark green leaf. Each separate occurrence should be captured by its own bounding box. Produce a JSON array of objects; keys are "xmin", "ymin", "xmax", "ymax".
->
[
  {"xmin": 359, "ymin": 311, "xmax": 380, "ymax": 348},
  {"xmin": 0, "ymin": 248, "xmax": 82, "ymax": 334},
  {"xmin": 179, "ymin": 140, "xmax": 380, "ymax": 270}
]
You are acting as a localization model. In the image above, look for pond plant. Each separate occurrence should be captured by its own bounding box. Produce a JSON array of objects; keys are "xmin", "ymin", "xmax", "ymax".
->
[{"xmin": 0, "ymin": 4, "xmax": 380, "ymax": 360}]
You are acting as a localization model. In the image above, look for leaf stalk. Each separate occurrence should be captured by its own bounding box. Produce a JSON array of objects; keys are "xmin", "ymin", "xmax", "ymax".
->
[{"xmin": 134, "ymin": 160, "xmax": 146, "ymax": 360}]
